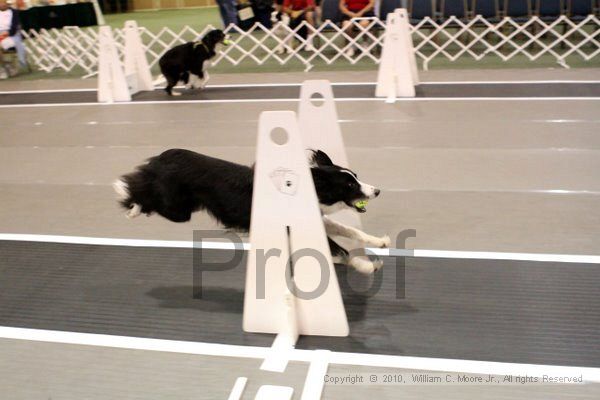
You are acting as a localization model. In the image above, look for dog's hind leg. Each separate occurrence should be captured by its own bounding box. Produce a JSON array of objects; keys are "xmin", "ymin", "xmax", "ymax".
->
[
  {"xmin": 159, "ymin": 208, "xmax": 192, "ymax": 223},
  {"xmin": 181, "ymin": 71, "xmax": 191, "ymax": 89},
  {"xmin": 187, "ymin": 73, "xmax": 200, "ymax": 89},
  {"xmin": 164, "ymin": 74, "xmax": 181, "ymax": 96},
  {"xmin": 199, "ymin": 71, "xmax": 209, "ymax": 89},
  {"xmin": 127, "ymin": 204, "xmax": 142, "ymax": 219}
]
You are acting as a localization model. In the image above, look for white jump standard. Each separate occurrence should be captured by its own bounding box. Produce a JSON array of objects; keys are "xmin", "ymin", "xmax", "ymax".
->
[
  {"xmin": 375, "ymin": 8, "xmax": 420, "ymax": 101},
  {"xmin": 98, "ymin": 20, "xmax": 154, "ymax": 103}
]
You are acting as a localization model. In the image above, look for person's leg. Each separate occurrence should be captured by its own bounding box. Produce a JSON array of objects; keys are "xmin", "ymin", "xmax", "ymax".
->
[
  {"xmin": 216, "ymin": 0, "xmax": 238, "ymax": 28},
  {"xmin": 224, "ymin": 0, "xmax": 239, "ymax": 27},
  {"xmin": 0, "ymin": 47, "xmax": 7, "ymax": 79},
  {"xmin": 304, "ymin": 11, "xmax": 315, "ymax": 50},
  {"xmin": 10, "ymin": 34, "xmax": 27, "ymax": 68},
  {"xmin": 356, "ymin": 19, "xmax": 370, "ymax": 52},
  {"xmin": 342, "ymin": 19, "xmax": 355, "ymax": 56},
  {"xmin": 297, "ymin": 15, "xmax": 308, "ymax": 41},
  {"xmin": 215, "ymin": 0, "xmax": 229, "ymax": 27},
  {"xmin": 289, "ymin": 15, "xmax": 303, "ymax": 48}
]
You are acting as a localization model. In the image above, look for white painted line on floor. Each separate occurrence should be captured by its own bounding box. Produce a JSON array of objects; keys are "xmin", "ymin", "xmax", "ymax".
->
[
  {"xmin": 260, "ymin": 333, "xmax": 295, "ymax": 373},
  {"xmin": 301, "ymin": 350, "xmax": 330, "ymax": 400},
  {"xmin": 227, "ymin": 377, "xmax": 248, "ymax": 400},
  {"xmin": 382, "ymin": 249, "xmax": 600, "ymax": 264},
  {"xmin": 424, "ymin": 80, "xmax": 600, "ymax": 85},
  {"xmin": 1, "ymin": 97, "xmax": 599, "ymax": 109},
  {"xmin": 1, "ymin": 233, "xmax": 599, "ymax": 264},
  {"xmin": 1, "ymin": 326, "xmax": 599, "ymax": 382},
  {"xmin": 0, "ymin": 88, "xmax": 97, "ymax": 94},
  {"xmin": 173, "ymin": 82, "xmax": 374, "ymax": 88},
  {"xmin": 335, "ymin": 97, "xmax": 600, "ymax": 102},
  {"xmin": 2, "ymin": 80, "xmax": 598, "ymax": 94},
  {"xmin": 385, "ymin": 188, "xmax": 600, "ymax": 196},
  {"xmin": 0, "ymin": 99, "xmax": 301, "ymax": 108},
  {"xmin": 0, "ymin": 233, "xmax": 244, "ymax": 250}
]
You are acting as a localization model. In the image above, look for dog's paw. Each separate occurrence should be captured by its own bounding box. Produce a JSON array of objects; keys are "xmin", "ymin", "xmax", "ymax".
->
[
  {"xmin": 127, "ymin": 204, "xmax": 141, "ymax": 219},
  {"xmin": 171, "ymin": 91, "xmax": 182, "ymax": 97},
  {"xmin": 350, "ymin": 256, "xmax": 382, "ymax": 274},
  {"xmin": 373, "ymin": 257, "xmax": 384, "ymax": 271},
  {"xmin": 362, "ymin": 234, "xmax": 390, "ymax": 248},
  {"xmin": 378, "ymin": 235, "xmax": 391, "ymax": 248}
]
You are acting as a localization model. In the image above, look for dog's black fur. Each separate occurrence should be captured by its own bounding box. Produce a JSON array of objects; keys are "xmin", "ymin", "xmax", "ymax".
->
[
  {"xmin": 159, "ymin": 29, "xmax": 226, "ymax": 96},
  {"xmin": 115, "ymin": 149, "xmax": 377, "ymax": 259}
]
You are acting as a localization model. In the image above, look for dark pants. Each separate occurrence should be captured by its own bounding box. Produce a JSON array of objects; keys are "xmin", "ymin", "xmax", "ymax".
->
[
  {"xmin": 290, "ymin": 14, "xmax": 309, "ymax": 39},
  {"xmin": 253, "ymin": 6, "xmax": 273, "ymax": 29},
  {"xmin": 216, "ymin": 0, "xmax": 238, "ymax": 28}
]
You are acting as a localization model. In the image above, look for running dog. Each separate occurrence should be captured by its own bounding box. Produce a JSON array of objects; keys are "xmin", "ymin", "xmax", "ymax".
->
[
  {"xmin": 114, "ymin": 149, "xmax": 389, "ymax": 273},
  {"xmin": 159, "ymin": 29, "xmax": 230, "ymax": 96}
]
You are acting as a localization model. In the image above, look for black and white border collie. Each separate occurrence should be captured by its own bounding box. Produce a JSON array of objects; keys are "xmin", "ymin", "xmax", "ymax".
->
[
  {"xmin": 113, "ymin": 149, "xmax": 389, "ymax": 274},
  {"xmin": 158, "ymin": 29, "xmax": 229, "ymax": 96}
]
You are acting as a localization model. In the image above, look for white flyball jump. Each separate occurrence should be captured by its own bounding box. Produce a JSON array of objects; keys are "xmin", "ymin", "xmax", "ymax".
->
[
  {"xmin": 375, "ymin": 8, "xmax": 420, "ymax": 102},
  {"xmin": 244, "ymin": 110, "xmax": 349, "ymax": 378},
  {"xmin": 243, "ymin": 83, "xmax": 364, "ymax": 399},
  {"xmin": 298, "ymin": 80, "xmax": 366, "ymax": 256},
  {"xmin": 97, "ymin": 21, "xmax": 153, "ymax": 103},
  {"xmin": 124, "ymin": 20, "xmax": 154, "ymax": 95},
  {"xmin": 243, "ymin": 111, "xmax": 349, "ymax": 339},
  {"xmin": 97, "ymin": 25, "xmax": 130, "ymax": 103}
]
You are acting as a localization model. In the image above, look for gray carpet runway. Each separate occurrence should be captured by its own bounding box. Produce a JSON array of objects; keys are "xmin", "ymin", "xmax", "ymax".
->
[
  {"xmin": 1, "ymin": 82, "xmax": 599, "ymax": 106},
  {"xmin": 1, "ymin": 240, "xmax": 599, "ymax": 368}
]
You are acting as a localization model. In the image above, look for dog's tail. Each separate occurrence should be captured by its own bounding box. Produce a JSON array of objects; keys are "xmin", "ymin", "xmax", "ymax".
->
[
  {"xmin": 113, "ymin": 164, "xmax": 157, "ymax": 219},
  {"xmin": 113, "ymin": 179, "xmax": 142, "ymax": 219}
]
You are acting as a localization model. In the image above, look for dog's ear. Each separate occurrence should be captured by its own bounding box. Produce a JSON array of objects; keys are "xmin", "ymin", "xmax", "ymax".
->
[
  {"xmin": 310, "ymin": 166, "xmax": 330, "ymax": 186},
  {"xmin": 311, "ymin": 150, "xmax": 334, "ymax": 167}
]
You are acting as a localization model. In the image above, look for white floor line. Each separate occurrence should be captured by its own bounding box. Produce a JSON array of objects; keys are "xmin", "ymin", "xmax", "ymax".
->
[
  {"xmin": 300, "ymin": 350, "xmax": 330, "ymax": 400},
  {"xmin": 2, "ymin": 80, "xmax": 598, "ymax": 94},
  {"xmin": 0, "ymin": 88, "xmax": 97, "ymax": 94},
  {"xmin": 227, "ymin": 377, "xmax": 248, "ymax": 400},
  {"xmin": 1, "ymin": 326, "xmax": 599, "ymax": 382},
  {"xmin": 423, "ymin": 80, "xmax": 600, "ymax": 85},
  {"xmin": 1, "ymin": 233, "xmax": 599, "ymax": 264},
  {"xmin": 385, "ymin": 188, "xmax": 600, "ymax": 196},
  {"xmin": 1, "ymin": 97, "xmax": 599, "ymax": 109}
]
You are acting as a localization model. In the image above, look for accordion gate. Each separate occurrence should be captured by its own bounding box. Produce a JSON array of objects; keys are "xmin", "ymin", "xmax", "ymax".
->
[{"xmin": 21, "ymin": 14, "xmax": 600, "ymax": 76}]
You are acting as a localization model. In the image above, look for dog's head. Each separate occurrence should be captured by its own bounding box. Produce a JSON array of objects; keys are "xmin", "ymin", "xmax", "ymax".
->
[
  {"xmin": 202, "ymin": 29, "xmax": 230, "ymax": 50},
  {"xmin": 310, "ymin": 150, "xmax": 380, "ymax": 214}
]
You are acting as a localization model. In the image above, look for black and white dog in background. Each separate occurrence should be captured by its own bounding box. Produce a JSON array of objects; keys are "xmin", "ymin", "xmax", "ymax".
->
[
  {"xmin": 114, "ymin": 149, "xmax": 389, "ymax": 274},
  {"xmin": 158, "ymin": 29, "xmax": 230, "ymax": 96}
]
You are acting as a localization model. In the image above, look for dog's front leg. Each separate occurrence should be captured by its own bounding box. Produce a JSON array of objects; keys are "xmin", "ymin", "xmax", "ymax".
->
[
  {"xmin": 327, "ymin": 235, "xmax": 383, "ymax": 274},
  {"xmin": 199, "ymin": 70, "xmax": 209, "ymax": 89},
  {"xmin": 323, "ymin": 215, "xmax": 390, "ymax": 248},
  {"xmin": 186, "ymin": 74, "xmax": 197, "ymax": 90}
]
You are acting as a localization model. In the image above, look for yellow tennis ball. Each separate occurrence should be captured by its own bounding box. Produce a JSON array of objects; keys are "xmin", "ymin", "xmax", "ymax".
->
[{"xmin": 355, "ymin": 200, "xmax": 368, "ymax": 210}]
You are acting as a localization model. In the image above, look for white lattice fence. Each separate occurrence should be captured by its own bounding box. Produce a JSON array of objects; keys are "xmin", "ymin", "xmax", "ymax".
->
[{"xmin": 21, "ymin": 14, "xmax": 600, "ymax": 76}]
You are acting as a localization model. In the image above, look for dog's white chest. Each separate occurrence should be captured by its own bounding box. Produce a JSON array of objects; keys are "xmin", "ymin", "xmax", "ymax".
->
[{"xmin": 320, "ymin": 201, "xmax": 347, "ymax": 214}]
